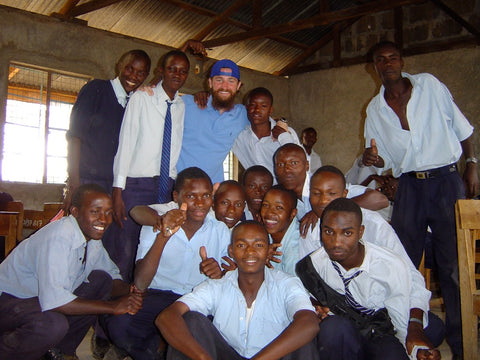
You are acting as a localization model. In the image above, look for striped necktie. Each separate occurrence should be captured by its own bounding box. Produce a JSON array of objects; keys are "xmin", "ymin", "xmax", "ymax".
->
[
  {"xmin": 331, "ymin": 261, "xmax": 375, "ymax": 315},
  {"xmin": 158, "ymin": 100, "xmax": 172, "ymax": 203}
]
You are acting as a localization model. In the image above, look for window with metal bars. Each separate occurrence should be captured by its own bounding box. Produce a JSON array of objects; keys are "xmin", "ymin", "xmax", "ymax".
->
[{"xmin": 4, "ymin": 63, "xmax": 91, "ymax": 183}]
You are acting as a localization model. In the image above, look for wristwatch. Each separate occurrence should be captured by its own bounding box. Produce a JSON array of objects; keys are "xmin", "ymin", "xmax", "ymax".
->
[{"xmin": 466, "ymin": 157, "xmax": 478, "ymax": 164}]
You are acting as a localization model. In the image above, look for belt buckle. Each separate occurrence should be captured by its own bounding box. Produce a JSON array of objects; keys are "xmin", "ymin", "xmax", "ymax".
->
[{"xmin": 416, "ymin": 171, "xmax": 427, "ymax": 179}]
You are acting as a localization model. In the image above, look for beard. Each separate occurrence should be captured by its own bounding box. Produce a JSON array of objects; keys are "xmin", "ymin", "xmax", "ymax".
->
[{"xmin": 212, "ymin": 89, "xmax": 236, "ymax": 110}]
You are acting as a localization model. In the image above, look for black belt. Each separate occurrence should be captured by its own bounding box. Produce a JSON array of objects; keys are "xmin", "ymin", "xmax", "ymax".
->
[{"xmin": 405, "ymin": 164, "xmax": 457, "ymax": 179}]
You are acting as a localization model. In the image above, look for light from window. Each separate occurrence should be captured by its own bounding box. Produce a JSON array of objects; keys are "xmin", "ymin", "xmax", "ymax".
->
[{"xmin": 3, "ymin": 64, "xmax": 90, "ymax": 183}]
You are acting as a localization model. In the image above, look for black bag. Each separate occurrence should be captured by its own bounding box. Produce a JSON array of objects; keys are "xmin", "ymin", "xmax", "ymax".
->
[{"xmin": 296, "ymin": 256, "xmax": 396, "ymax": 340}]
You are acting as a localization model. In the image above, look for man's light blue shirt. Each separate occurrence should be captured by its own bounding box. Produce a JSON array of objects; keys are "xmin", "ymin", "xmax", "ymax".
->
[
  {"xmin": 270, "ymin": 219, "xmax": 301, "ymax": 276},
  {"xmin": 178, "ymin": 267, "xmax": 315, "ymax": 358},
  {"xmin": 177, "ymin": 95, "xmax": 248, "ymax": 183},
  {"xmin": 136, "ymin": 214, "xmax": 230, "ymax": 295},
  {"xmin": 0, "ymin": 216, "xmax": 121, "ymax": 311}
]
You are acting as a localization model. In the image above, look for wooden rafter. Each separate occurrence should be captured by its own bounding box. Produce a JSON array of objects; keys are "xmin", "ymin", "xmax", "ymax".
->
[
  {"xmin": 252, "ymin": 0, "xmax": 262, "ymax": 28},
  {"xmin": 203, "ymin": 0, "xmax": 425, "ymax": 48},
  {"xmin": 192, "ymin": 0, "xmax": 250, "ymax": 41},
  {"xmin": 159, "ymin": 0, "xmax": 307, "ymax": 50},
  {"xmin": 274, "ymin": 18, "xmax": 358, "ymax": 76},
  {"xmin": 430, "ymin": 0, "xmax": 480, "ymax": 43}
]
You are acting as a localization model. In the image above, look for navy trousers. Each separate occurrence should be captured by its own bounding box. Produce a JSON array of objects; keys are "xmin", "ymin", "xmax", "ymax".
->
[
  {"xmin": 0, "ymin": 270, "xmax": 113, "ymax": 360},
  {"xmin": 167, "ymin": 311, "xmax": 320, "ymax": 360},
  {"xmin": 106, "ymin": 289, "xmax": 181, "ymax": 360},
  {"xmin": 391, "ymin": 170, "xmax": 463, "ymax": 355},
  {"xmin": 316, "ymin": 315, "xmax": 408, "ymax": 360}
]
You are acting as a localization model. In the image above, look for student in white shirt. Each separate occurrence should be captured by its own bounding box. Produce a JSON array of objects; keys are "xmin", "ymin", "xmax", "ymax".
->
[
  {"xmin": 157, "ymin": 221, "xmax": 319, "ymax": 360},
  {"xmin": 297, "ymin": 198, "xmax": 441, "ymax": 360}
]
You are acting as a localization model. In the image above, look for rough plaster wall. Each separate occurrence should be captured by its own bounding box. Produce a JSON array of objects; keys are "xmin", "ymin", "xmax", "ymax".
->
[
  {"xmin": 289, "ymin": 46, "xmax": 480, "ymax": 175},
  {"xmin": 0, "ymin": 6, "xmax": 288, "ymax": 208}
]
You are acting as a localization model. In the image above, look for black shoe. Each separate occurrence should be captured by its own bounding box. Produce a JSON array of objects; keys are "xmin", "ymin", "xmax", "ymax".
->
[
  {"xmin": 41, "ymin": 348, "xmax": 79, "ymax": 360},
  {"xmin": 91, "ymin": 333, "xmax": 111, "ymax": 359}
]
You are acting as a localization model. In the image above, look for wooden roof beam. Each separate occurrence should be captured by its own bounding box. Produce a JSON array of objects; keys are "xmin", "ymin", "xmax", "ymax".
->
[
  {"xmin": 203, "ymin": 0, "xmax": 425, "ymax": 48},
  {"xmin": 430, "ymin": 0, "xmax": 480, "ymax": 43},
  {"xmin": 68, "ymin": 0, "xmax": 126, "ymax": 18},
  {"xmin": 275, "ymin": 18, "xmax": 358, "ymax": 76},
  {"xmin": 192, "ymin": 0, "xmax": 250, "ymax": 41},
  {"xmin": 160, "ymin": 0, "xmax": 307, "ymax": 49}
]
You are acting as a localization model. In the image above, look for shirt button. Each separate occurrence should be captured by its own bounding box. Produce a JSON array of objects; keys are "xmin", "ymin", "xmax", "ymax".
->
[{"xmin": 240, "ymin": 317, "xmax": 243, "ymax": 320}]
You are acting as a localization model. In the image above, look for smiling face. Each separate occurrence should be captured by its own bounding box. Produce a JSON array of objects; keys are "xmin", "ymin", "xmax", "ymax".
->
[
  {"xmin": 118, "ymin": 56, "xmax": 150, "ymax": 94},
  {"xmin": 208, "ymin": 72, "xmax": 241, "ymax": 110},
  {"xmin": 229, "ymin": 222, "xmax": 269, "ymax": 275},
  {"xmin": 244, "ymin": 171, "xmax": 273, "ymax": 214},
  {"xmin": 213, "ymin": 183, "xmax": 246, "ymax": 228},
  {"xmin": 160, "ymin": 54, "xmax": 190, "ymax": 99},
  {"xmin": 372, "ymin": 44, "xmax": 404, "ymax": 85},
  {"xmin": 274, "ymin": 146, "xmax": 309, "ymax": 197},
  {"xmin": 71, "ymin": 191, "xmax": 113, "ymax": 241},
  {"xmin": 174, "ymin": 178, "xmax": 213, "ymax": 225},
  {"xmin": 260, "ymin": 189, "xmax": 297, "ymax": 241},
  {"xmin": 321, "ymin": 210, "xmax": 364, "ymax": 270},
  {"xmin": 246, "ymin": 93, "xmax": 273, "ymax": 127},
  {"xmin": 310, "ymin": 171, "xmax": 348, "ymax": 217}
]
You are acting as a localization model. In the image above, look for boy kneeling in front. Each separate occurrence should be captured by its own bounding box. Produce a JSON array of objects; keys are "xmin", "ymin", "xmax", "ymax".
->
[{"xmin": 157, "ymin": 221, "xmax": 319, "ymax": 360}]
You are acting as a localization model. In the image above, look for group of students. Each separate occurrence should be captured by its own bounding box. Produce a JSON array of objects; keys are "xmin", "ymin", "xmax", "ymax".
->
[{"xmin": 0, "ymin": 39, "xmax": 474, "ymax": 360}]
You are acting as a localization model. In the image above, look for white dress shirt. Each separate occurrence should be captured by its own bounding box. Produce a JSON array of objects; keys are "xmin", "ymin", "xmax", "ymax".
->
[
  {"xmin": 233, "ymin": 118, "xmax": 300, "ymax": 176},
  {"xmin": 110, "ymin": 77, "xmax": 130, "ymax": 107},
  {"xmin": 364, "ymin": 72, "xmax": 473, "ymax": 177},
  {"xmin": 301, "ymin": 207, "xmax": 431, "ymax": 319},
  {"xmin": 113, "ymin": 82, "xmax": 185, "ymax": 189},
  {"xmin": 178, "ymin": 268, "xmax": 315, "ymax": 358},
  {"xmin": 309, "ymin": 241, "xmax": 412, "ymax": 345},
  {"xmin": 0, "ymin": 216, "xmax": 121, "ymax": 311},
  {"xmin": 304, "ymin": 147, "xmax": 322, "ymax": 174}
]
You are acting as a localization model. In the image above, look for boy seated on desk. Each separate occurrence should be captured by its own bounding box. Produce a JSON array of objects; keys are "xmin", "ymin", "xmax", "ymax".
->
[
  {"xmin": 296, "ymin": 198, "xmax": 440, "ymax": 360},
  {"xmin": 260, "ymin": 185, "xmax": 301, "ymax": 276},
  {"xmin": 105, "ymin": 167, "xmax": 231, "ymax": 360},
  {"xmin": 157, "ymin": 220, "xmax": 319, "ymax": 360},
  {"xmin": 0, "ymin": 184, "xmax": 142, "ymax": 360}
]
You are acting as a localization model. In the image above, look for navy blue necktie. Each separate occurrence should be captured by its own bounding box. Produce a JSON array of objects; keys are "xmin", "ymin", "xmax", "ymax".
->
[
  {"xmin": 331, "ymin": 261, "xmax": 375, "ymax": 315},
  {"xmin": 158, "ymin": 100, "xmax": 172, "ymax": 203}
]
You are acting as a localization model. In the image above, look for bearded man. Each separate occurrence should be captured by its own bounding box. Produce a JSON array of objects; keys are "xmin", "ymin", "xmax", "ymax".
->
[{"xmin": 176, "ymin": 59, "xmax": 248, "ymax": 183}]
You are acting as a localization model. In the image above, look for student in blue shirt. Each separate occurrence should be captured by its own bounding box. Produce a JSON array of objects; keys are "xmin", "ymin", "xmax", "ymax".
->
[
  {"xmin": 105, "ymin": 167, "xmax": 230, "ymax": 360},
  {"xmin": 157, "ymin": 220, "xmax": 319, "ymax": 360},
  {"xmin": 212, "ymin": 180, "xmax": 246, "ymax": 229},
  {"xmin": 260, "ymin": 185, "xmax": 301, "ymax": 276}
]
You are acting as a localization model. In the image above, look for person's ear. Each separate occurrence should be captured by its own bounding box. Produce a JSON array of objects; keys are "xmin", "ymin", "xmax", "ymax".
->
[
  {"xmin": 228, "ymin": 244, "xmax": 233, "ymax": 258},
  {"xmin": 236, "ymin": 81, "xmax": 242, "ymax": 92},
  {"xmin": 269, "ymin": 106, "xmax": 273, "ymax": 116},
  {"xmin": 342, "ymin": 188, "xmax": 348, "ymax": 198},
  {"xmin": 173, "ymin": 191, "xmax": 179, "ymax": 203},
  {"xmin": 70, "ymin": 206, "xmax": 79, "ymax": 218},
  {"xmin": 290, "ymin": 208, "xmax": 298, "ymax": 221},
  {"xmin": 208, "ymin": 78, "xmax": 213, "ymax": 89},
  {"xmin": 359, "ymin": 224, "xmax": 365, "ymax": 239}
]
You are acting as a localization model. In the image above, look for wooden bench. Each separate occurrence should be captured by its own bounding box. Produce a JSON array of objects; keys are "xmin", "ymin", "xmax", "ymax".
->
[{"xmin": 0, "ymin": 200, "xmax": 24, "ymax": 257}]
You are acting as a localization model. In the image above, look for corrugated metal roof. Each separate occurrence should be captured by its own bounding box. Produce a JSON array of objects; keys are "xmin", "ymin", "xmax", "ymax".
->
[{"xmin": 0, "ymin": 0, "xmax": 478, "ymax": 75}]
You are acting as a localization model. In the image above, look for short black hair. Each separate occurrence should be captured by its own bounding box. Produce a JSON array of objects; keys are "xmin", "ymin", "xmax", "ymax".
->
[
  {"xmin": 242, "ymin": 165, "xmax": 273, "ymax": 186},
  {"xmin": 264, "ymin": 184, "xmax": 297, "ymax": 210},
  {"xmin": 160, "ymin": 50, "xmax": 190, "ymax": 69},
  {"xmin": 321, "ymin": 197, "xmax": 362, "ymax": 226},
  {"xmin": 214, "ymin": 180, "xmax": 246, "ymax": 201},
  {"xmin": 312, "ymin": 165, "xmax": 346, "ymax": 189},
  {"xmin": 301, "ymin": 127, "xmax": 317, "ymax": 136},
  {"xmin": 231, "ymin": 220, "xmax": 268, "ymax": 245},
  {"xmin": 273, "ymin": 143, "xmax": 306, "ymax": 163},
  {"xmin": 368, "ymin": 40, "xmax": 402, "ymax": 62},
  {"xmin": 174, "ymin": 167, "xmax": 212, "ymax": 193},
  {"xmin": 116, "ymin": 49, "xmax": 151, "ymax": 76},
  {"xmin": 246, "ymin": 87, "xmax": 274, "ymax": 105},
  {"xmin": 71, "ymin": 183, "xmax": 109, "ymax": 209}
]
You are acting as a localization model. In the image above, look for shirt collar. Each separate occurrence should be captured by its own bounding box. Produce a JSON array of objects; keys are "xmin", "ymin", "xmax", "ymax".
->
[
  {"xmin": 111, "ymin": 77, "xmax": 130, "ymax": 107},
  {"xmin": 67, "ymin": 215, "xmax": 89, "ymax": 250}
]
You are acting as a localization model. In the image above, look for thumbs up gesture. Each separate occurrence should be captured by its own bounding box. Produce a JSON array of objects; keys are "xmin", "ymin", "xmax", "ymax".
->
[
  {"xmin": 362, "ymin": 138, "xmax": 384, "ymax": 167},
  {"xmin": 199, "ymin": 246, "xmax": 223, "ymax": 279}
]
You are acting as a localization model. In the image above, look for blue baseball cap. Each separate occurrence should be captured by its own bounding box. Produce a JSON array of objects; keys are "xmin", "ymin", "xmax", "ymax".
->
[{"xmin": 210, "ymin": 59, "xmax": 240, "ymax": 80}]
